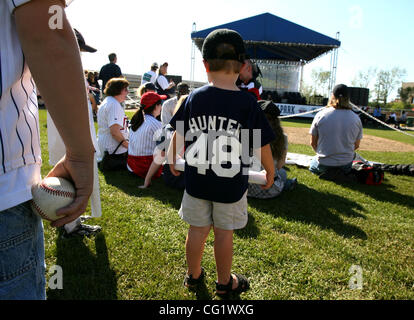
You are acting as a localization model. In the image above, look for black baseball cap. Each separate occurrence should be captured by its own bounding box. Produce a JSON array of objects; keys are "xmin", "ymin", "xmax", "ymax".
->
[
  {"xmin": 143, "ymin": 82, "xmax": 156, "ymax": 91},
  {"xmin": 176, "ymin": 82, "xmax": 189, "ymax": 95},
  {"xmin": 258, "ymin": 100, "xmax": 281, "ymax": 117},
  {"xmin": 74, "ymin": 29, "xmax": 97, "ymax": 53},
  {"xmin": 202, "ymin": 29, "xmax": 246, "ymax": 63},
  {"xmin": 333, "ymin": 84, "xmax": 349, "ymax": 99}
]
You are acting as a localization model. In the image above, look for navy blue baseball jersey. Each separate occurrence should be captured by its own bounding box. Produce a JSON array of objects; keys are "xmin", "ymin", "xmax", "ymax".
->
[{"xmin": 170, "ymin": 85, "xmax": 275, "ymax": 203}]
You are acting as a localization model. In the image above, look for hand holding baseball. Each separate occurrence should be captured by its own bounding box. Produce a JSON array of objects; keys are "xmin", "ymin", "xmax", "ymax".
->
[{"xmin": 46, "ymin": 152, "xmax": 94, "ymax": 228}]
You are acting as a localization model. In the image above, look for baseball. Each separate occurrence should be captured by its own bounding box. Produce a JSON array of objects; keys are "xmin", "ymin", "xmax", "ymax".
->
[{"xmin": 31, "ymin": 177, "xmax": 76, "ymax": 221}]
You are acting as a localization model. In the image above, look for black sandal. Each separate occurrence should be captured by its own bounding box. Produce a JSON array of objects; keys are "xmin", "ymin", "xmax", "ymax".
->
[
  {"xmin": 215, "ymin": 273, "xmax": 250, "ymax": 299},
  {"xmin": 183, "ymin": 267, "xmax": 206, "ymax": 292}
]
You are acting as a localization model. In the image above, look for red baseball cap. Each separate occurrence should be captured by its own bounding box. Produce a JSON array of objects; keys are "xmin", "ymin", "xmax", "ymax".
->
[{"xmin": 140, "ymin": 92, "xmax": 167, "ymax": 109}]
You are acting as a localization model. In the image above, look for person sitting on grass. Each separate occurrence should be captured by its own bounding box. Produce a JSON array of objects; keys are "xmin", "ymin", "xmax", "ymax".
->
[
  {"xmin": 387, "ymin": 112, "xmax": 397, "ymax": 126},
  {"xmin": 168, "ymin": 29, "xmax": 275, "ymax": 299},
  {"xmin": 97, "ymin": 77, "xmax": 130, "ymax": 168},
  {"xmin": 137, "ymin": 82, "xmax": 156, "ymax": 98},
  {"xmin": 161, "ymin": 82, "xmax": 190, "ymax": 126},
  {"xmin": 139, "ymin": 95, "xmax": 188, "ymax": 189},
  {"xmin": 127, "ymin": 92, "xmax": 166, "ymax": 179},
  {"xmin": 397, "ymin": 111, "xmax": 407, "ymax": 129},
  {"xmin": 309, "ymin": 84, "xmax": 363, "ymax": 176},
  {"xmin": 248, "ymin": 102, "xmax": 297, "ymax": 198}
]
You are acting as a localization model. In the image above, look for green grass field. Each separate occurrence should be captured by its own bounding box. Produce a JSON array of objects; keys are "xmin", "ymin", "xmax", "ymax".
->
[{"xmin": 39, "ymin": 110, "xmax": 414, "ymax": 300}]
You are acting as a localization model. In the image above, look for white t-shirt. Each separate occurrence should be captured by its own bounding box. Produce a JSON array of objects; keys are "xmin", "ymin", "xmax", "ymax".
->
[
  {"xmin": 156, "ymin": 74, "xmax": 170, "ymax": 90},
  {"xmin": 47, "ymin": 78, "xmax": 100, "ymax": 165},
  {"xmin": 0, "ymin": 0, "xmax": 42, "ymax": 211},
  {"xmin": 310, "ymin": 107, "xmax": 363, "ymax": 166},
  {"xmin": 239, "ymin": 81, "xmax": 263, "ymax": 95},
  {"xmin": 128, "ymin": 115, "xmax": 162, "ymax": 156},
  {"xmin": 161, "ymin": 96, "xmax": 177, "ymax": 126},
  {"xmin": 97, "ymin": 96, "xmax": 129, "ymax": 155},
  {"xmin": 141, "ymin": 70, "xmax": 157, "ymax": 85}
]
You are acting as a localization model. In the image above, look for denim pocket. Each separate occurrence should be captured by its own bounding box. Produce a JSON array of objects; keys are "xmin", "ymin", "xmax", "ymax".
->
[{"xmin": 0, "ymin": 203, "xmax": 37, "ymax": 282}]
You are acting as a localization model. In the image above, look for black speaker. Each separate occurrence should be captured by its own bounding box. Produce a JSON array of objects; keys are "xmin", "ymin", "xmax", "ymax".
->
[
  {"xmin": 349, "ymin": 87, "xmax": 359, "ymax": 105},
  {"xmin": 349, "ymin": 87, "xmax": 369, "ymax": 106},
  {"xmin": 361, "ymin": 88, "xmax": 369, "ymax": 106},
  {"xmin": 166, "ymin": 75, "xmax": 182, "ymax": 85}
]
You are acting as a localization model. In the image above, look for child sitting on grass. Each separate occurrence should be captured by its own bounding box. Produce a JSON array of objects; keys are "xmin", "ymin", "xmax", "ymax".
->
[
  {"xmin": 139, "ymin": 95, "xmax": 187, "ymax": 189},
  {"xmin": 127, "ymin": 92, "xmax": 166, "ymax": 179},
  {"xmin": 248, "ymin": 102, "xmax": 297, "ymax": 198},
  {"xmin": 168, "ymin": 29, "xmax": 276, "ymax": 299}
]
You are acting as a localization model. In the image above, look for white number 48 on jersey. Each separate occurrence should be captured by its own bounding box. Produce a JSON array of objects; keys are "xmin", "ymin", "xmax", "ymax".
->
[{"xmin": 185, "ymin": 133, "xmax": 242, "ymax": 178}]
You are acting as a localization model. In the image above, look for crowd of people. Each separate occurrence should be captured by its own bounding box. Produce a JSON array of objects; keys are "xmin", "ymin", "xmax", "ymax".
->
[
  {"xmin": 91, "ymin": 30, "xmax": 364, "ymax": 299},
  {"xmin": 2, "ymin": 1, "xmax": 369, "ymax": 301},
  {"xmin": 364, "ymin": 105, "xmax": 408, "ymax": 129},
  {"xmin": 91, "ymin": 56, "xmax": 298, "ymax": 198}
]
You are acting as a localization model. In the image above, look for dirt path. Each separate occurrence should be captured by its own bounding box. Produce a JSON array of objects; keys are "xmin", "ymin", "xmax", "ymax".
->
[{"xmin": 283, "ymin": 127, "xmax": 414, "ymax": 152}]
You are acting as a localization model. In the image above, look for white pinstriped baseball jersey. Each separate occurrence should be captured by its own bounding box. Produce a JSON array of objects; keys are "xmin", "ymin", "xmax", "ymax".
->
[
  {"xmin": 128, "ymin": 114, "xmax": 162, "ymax": 156},
  {"xmin": 0, "ymin": 0, "xmax": 42, "ymax": 211},
  {"xmin": 97, "ymin": 96, "xmax": 129, "ymax": 155}
]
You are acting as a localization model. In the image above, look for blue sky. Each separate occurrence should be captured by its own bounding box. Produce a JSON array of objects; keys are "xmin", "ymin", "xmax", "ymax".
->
[{"xmin": 66, "ymin": 0, "xmax": 413, "ymax": 99}]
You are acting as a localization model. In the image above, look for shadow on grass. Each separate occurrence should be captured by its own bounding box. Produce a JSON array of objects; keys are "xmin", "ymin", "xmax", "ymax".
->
[
  {"xmin": 235, "ymin": 213, "xmax": 260, "ymax": 239},
  {"xmin": 192, "ymin": 282, "xmax": 213, "ymax": 300},
  {"xmin": 248, "ymin": 184, "xmax": 367, "ymax": 240},
  {"xmin": 102, "ymin": 169, "xmax": 183, "ymax": 210},
  {"xmin": 338, "ymin": 180, "xmax": 414, "ymax": 210},
  {"xmin": 104, "ymin": 170, "xmax": 263, "ymax": 239},
  {"xmin": 47, "ymin": 232, "xmax": 117, "ymax": 300}
]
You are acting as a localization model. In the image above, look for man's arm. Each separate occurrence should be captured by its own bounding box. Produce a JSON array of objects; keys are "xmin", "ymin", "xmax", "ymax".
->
[
  {"xmin": 354, "ymin": 139, "xmax": 361, "ymax": 150},
  {"xmin": 256, "ymin": 144, "xmax": 274, "ymax": 190},
  {"xmin": 116, "ymin": 65, "xmax": 122, "ymax": 77},
  {"xmin": 158, "ymin": 76, "xmax": 173, "ymax": 91},
  {"xmin": 15, "ymin": 0, "xmax": 94, "ymax": 227},
  {"xmin": 310, "ymin": 135, "xmax": 318, "ymax": 152}
]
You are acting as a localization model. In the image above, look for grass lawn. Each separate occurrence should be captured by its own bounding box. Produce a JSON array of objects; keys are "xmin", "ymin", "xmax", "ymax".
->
[{"xmin": 39, "ymin": 110, "xmax": 414, "ymax": 300}]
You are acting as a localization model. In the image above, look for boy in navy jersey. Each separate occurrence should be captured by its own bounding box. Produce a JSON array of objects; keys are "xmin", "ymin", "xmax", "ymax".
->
[{"xmin": 168, "ymin": 29, "xmax": 275, "ymax": 299}]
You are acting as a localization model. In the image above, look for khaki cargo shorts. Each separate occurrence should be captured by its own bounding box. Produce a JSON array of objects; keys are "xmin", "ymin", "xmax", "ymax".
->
[{"xmin": 178, "ymin": 190, "xmax": 248, "ymax": 231}]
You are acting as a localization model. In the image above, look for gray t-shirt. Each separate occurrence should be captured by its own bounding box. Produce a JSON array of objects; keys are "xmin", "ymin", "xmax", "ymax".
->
[{"xmin": 309, "ymin": 107, "xmax": 363, "ymax": 166}]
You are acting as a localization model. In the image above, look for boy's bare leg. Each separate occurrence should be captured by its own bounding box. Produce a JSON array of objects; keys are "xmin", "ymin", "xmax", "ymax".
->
[
  {"xmin": 213, "ymin": 227, "xmax": 238, "ymax": 290},
  {"xmin": 186, "ymin": 225, "xmax": 211, "ymax": 279}
]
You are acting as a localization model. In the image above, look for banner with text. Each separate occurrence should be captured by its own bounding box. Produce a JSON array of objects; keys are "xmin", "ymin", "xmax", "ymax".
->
[{"xmin": 276, "ymin": 103, "xmax": 321, "ymax": 118}]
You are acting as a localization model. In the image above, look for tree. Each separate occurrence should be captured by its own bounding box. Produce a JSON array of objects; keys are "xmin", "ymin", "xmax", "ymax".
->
[
  {"xmin": 388, "ymin": 101, "xmax": 406, "ymax": 111},
  {"xmin": 399, "ymin": 86, "xmax": 414, "ymax": 106},
  {"xmin": 310, "ymin": 68, "xmax": 331, "ymax": 97},
  {"xmin": 373, "ymin": 67, "xmax": 406, "ymax": 105},
  {"xmin": 351, "ymin": 67, "xmax": 377, "ymax": 88},
  {"xmin": 300, "ymin": 82, "xmax": 314, "ymax": 103}
]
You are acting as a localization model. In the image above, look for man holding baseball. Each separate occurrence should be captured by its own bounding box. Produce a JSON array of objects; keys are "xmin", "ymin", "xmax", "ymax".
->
[{"xmin": 0, "ymin": 0, "xmax": 94, "ymax": 299}]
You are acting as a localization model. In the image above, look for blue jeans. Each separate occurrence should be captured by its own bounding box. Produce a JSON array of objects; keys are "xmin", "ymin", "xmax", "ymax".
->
[
  {"xmin": 0, "ymin": 202, "xmax": 46, "ymax": 300},
  {"xmin": 309, "ymin": 156, "xmax": 352, "ymax": 175}
]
